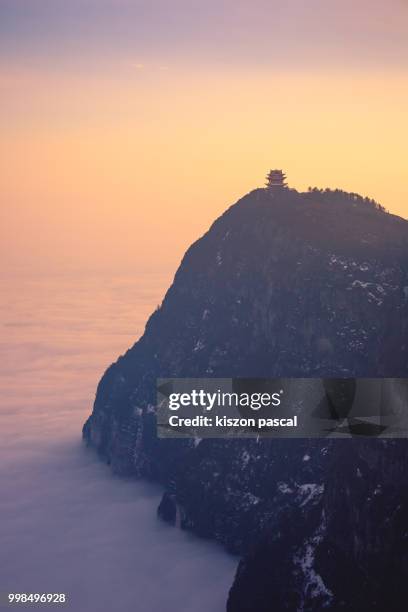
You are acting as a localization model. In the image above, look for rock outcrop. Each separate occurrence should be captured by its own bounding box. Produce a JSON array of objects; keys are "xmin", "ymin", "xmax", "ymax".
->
[{"xmin": 83, "ymin": 186, "xmax": 408, "ymax": 611}]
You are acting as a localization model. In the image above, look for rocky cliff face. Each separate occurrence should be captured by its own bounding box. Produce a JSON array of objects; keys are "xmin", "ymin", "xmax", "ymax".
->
[{"xmin": 83, "ymin": 187, "xmax": 408, "ymax": 611}]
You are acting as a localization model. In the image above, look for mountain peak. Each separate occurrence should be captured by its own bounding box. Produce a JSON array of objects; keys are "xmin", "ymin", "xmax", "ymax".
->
[{"xmin": 84, "ymin": 182, "xmax": 408, "ymax": 611}]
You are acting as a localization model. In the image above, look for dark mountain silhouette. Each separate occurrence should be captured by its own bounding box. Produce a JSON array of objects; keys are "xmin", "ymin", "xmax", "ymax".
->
[{"xmin": 83, "ymin": 186, "xmax": 408, "ymax": 611}]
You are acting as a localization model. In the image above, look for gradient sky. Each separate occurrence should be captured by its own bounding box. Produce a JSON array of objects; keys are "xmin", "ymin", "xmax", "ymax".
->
[{"xmin": 1, "ymin": 0, "xmax": 407, "ymax": 274}]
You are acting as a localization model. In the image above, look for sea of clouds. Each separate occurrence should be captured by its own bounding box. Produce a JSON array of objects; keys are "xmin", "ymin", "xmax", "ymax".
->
[{"xmin": 0, "ymin": 274, "xmax": 236, "ymax": 611}]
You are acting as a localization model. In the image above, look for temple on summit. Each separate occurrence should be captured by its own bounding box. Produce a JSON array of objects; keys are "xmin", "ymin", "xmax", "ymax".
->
[{"xmin": 266, "ymin": 169, "xmax": 287, "ymax": 191}]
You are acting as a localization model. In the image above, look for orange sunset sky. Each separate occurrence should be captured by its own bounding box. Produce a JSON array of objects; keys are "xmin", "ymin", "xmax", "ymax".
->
[{"xmin": 1, "ymin": 0, "xmax": 407, "ymax": 277}]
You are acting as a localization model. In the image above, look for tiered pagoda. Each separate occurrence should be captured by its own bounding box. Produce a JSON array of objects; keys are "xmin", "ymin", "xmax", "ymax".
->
[{"xmin": 265, "ymin": 169, "xmax": 287, "ymax": 191}]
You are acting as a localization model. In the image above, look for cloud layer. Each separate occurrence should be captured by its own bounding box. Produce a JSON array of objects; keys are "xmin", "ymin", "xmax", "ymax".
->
[{"xmin": 0, "ymin": 274, "xmax": 236, "ymax": 612}]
